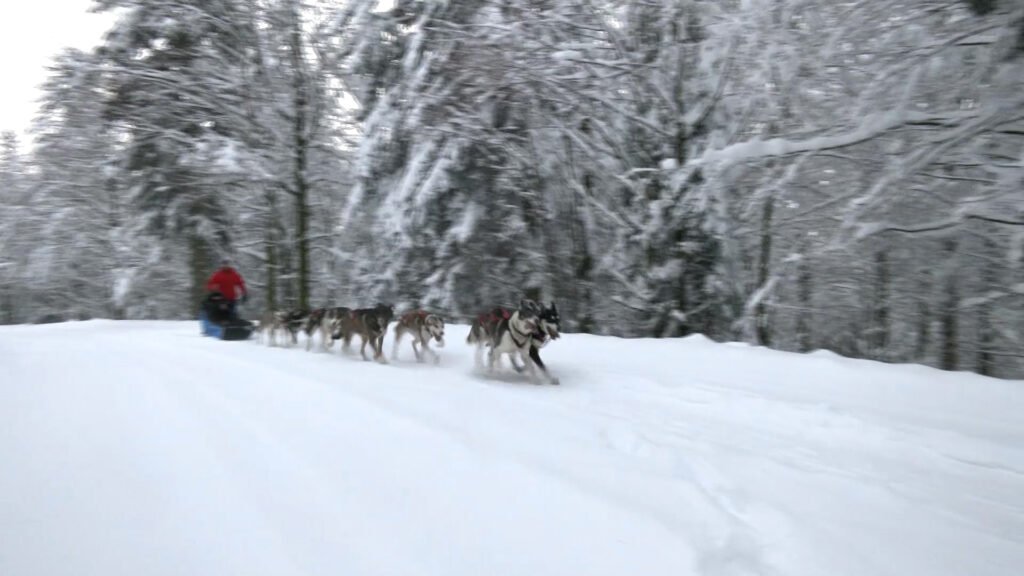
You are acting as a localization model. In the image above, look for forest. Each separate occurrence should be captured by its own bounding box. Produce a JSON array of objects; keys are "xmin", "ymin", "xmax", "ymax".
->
[{"xmin": 0, "ymin": 0, "xmax": 1022, "ymax": 378}]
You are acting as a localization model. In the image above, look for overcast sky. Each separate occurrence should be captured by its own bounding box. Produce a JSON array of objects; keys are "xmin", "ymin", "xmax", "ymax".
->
[{"xmin": 0, "ymin": 2, "xmax": 114, "ymax": 141}]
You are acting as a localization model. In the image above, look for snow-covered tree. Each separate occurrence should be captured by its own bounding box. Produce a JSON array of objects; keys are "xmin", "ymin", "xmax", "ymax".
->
[
  {"xmin": 0, "ymin": 131, "xmax": 29, "ymax": 323},
  {"xmin": 92, "ymin": 0, "xmax": 265, "ymax": 307},
  {"xmin": 7, "ymin": 0, "xmax": 1021, "ymax": 377}
]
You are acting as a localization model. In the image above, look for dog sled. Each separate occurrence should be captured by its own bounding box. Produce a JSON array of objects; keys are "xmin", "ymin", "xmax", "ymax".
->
[{"xmin": 199, "ymin": 292, "xmax": 254, "ymax": 341}]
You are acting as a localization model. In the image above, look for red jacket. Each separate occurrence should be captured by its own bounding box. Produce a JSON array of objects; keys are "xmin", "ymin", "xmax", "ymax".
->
[{"xmin": 206, "ymin": 266, "xmax": 247, "ymax": 301}]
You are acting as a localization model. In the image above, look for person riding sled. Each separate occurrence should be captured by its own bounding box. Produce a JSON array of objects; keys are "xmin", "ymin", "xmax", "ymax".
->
[{"xmin": 205, "ymin": 259, "xmax": 248, "ymax": 320}]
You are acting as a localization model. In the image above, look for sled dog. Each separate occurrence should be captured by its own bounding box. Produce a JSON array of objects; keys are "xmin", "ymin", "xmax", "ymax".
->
[
  {"xmin": 303, "ymin": 306, "xmax": 351, "ymax": 351},
  {"xmin": 466, "ymin": 306, "xmax": 512, "ymax": 367},
  {"xmin": 337, "ymin": 303, "xmax": 395, "ymax": 361},
  {"xmin": 488, "ymin": 299, "xmax": 559, "ymax": 384},
  {"xmin": 510, "ymin": 301, "xmax": 561, "ymax": 377},
  {"xmin": 258, "ymin": 309, "xmax": 309, "ymax": 347},
  {"xmin": 392, "ymin": 310, "xmax": 445, "ymax": 363},
  {"xmin": 303, "ymin": 308, "xmax": 326, "ymax": 350},
  {"xmin": 255, "ymin": 310, "xmax": 276, "ymax": 344}
]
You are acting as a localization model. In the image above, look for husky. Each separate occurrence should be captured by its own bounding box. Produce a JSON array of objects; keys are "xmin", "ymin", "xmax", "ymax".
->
[
  {"xmin": 536, "ymin": 302, "xmax": 562, "ymax": 343},
  {"xmin": 255, "ymin": 309, "xmax": 276, "ymax": 345},
  {"xmin": 302, "ymin": 306, "xmax": 351, "ymax": 351},
  {"xmin": 510, "ymin": 301, "xmax": 561, "ymax": 376},
  {"xmin": 257, "ymin": 309, "xmax": 309, "ymax": 346},
  {"xmin": 279, "ymin": 309, "xmax": 311, "ymax": 346},
  {"xmin": 392, "ymin": 310, "xmax": 445, "ymax": 363},
  {"xmin": 255, "ymin": 310, "xmax": 276, "ymax": 344},
  {"xmin": 468, "ymin": 300, "xmax": 561, "ymax": 370},
  {"xmin": 303, "ymin": 308, "xmax": 326, "ymax": 350},
  {"xmin": 337, "ymin": 303, "xmax": 395, "ymax": 361},
  {"xmin": 322, "ymin": 306, "xmax": 351, "ymax": 351},
  {"xmin": 466, "ymin": 306, "xmax": 513, "ymax": 367},
  {"xmin": 488, "ymin": 299, "xmax": 559, "ymax": 385}
]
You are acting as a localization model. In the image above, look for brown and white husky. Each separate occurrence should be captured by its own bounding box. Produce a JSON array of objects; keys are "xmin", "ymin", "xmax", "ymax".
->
[{"xmin": 392, "ymin": 310, "xmax": 445, "ymax": 363}]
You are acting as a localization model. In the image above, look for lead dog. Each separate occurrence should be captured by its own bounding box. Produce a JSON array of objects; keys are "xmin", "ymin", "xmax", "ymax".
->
[
  {"xmin": 510, "ymin": 301, "xmax": 561, "ymax": 377},
  {"xmin": 392, "ymin": 310, "xmax": 445, "ymax": 363},
  {"xmin": 469, "ymin": 301, "xmax": 561, "ymax": 375},
  {"xmin": 488, "ymin": 299, "xmax": 559, "ymax": 385}
]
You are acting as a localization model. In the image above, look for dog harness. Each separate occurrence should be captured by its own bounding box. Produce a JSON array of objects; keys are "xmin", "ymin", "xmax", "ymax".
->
[
  {"xmin": 508, "ymin": 315, "xmax": 530, "ymax": 348},
  {"xmin": 479, "ymin": 309, "xmax": 510, "ymax": 325}
]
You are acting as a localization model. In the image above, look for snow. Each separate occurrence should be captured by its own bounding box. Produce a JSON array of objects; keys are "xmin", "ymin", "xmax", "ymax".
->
[
  {"xmin": 696, "ymin": 109, "xmax": 974, "ymax": 167},
  {"xmin": 551, "ymin": 50, "xmax": 584, "ymax": 62},
  {"xmin": 449, "ymin": 200, "xmax": 480, "ymax": 243},
  {"xmin": 1, "ymin": 320, "xmax": 1022, "ymax": 576}
]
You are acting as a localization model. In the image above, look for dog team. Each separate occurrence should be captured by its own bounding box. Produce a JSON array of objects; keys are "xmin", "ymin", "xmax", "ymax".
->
[{"xmin": 255, "ymin": 299, "xmax": 562, "ymax": 384}]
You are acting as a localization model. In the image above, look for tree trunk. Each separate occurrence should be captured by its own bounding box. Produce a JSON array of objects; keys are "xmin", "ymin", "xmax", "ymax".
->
[
  {"xmin": 796, "ymin": 255, "xmax": 813, "ymax": 352},
  {"xmin": 575, "ymin": 173, "xmax": 594, "ymax": 333},
  {"xmin": 872, "ymin": 249, "xmax": 890, "ymax": 356},
  {"xmin": 976, "ymin": 237, "xmax": 997, "ymax": 376},
  {"xmin": 189, "ymin": 233, "xmax": 211, "ymax": 316},
  {"xmin": 564, "ymin": 124, "xmax": 593, "ymax": 333},
  {"xmin": 940, "ymin": 239, "xmax": 959, "ymax": 371},
  {"xmin": 915, "ymin": 296, "xmax": 931, "ymax": 362},
  {"xmin": 0, "ymin": 285, "xmax": 12, "ymax": 324},
  {"xmin": 755, "ymin": 196, "xmax": 774, "ymax": 346},
  {"xmin": 265, "ymin": 192, "xmax": 279, "ymax": 312},
  {"xmin": 675, "ymin": 258, "xmax": 690, "ymax": 337},
  {"xmin": 290, "ymin": 1, "xmax": 310, "ymax": 311}
]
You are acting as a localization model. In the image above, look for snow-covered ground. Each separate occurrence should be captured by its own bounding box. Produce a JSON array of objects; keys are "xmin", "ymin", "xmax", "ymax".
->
[{"xmin": 1, "ymin": 320, "xmax": 1021, "ymax": 576}]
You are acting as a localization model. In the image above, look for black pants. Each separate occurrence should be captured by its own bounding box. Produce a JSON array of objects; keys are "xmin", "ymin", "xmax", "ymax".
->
[
  {"xmin": 204, "ymin": 297, "xmax": 237, "ymax": 324},
  {"xmin": 225, "ymin": 300, "xmax": 238, "ymax": 321}
]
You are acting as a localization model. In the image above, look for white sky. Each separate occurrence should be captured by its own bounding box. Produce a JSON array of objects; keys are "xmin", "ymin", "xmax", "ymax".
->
[{"xmin": 0, "ymin": 1, "xmax": 115, "ymax": 142}]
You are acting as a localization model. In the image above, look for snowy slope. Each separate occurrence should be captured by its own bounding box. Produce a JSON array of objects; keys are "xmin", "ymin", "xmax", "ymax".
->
[{"xmin": 1, "ymin": 320, "xmax": 1021, "ymax": 576}]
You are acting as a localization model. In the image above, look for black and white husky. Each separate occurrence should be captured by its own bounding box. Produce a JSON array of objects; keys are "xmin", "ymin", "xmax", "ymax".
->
[
  {"xmin": 511, "ymin": 301, "xmax": 561, "ymax": 377},
  {"xmin": 488, "ymin": 299, "xmax": 559, "ymax": 385},
  {"xmin": 392, "ymin": 310, "xmax": 445, "ymax": 363}
]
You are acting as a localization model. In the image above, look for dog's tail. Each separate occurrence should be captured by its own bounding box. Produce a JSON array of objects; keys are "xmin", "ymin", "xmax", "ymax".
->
[{"xmin": 466, "ymin": 322, "xmax": 479, "ymax": 345}]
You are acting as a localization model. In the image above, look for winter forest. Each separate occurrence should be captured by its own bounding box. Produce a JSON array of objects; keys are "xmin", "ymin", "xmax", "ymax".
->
[{"xmin": 0, "ymin": 0, "xmax": 1022, "ymax": 377}]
